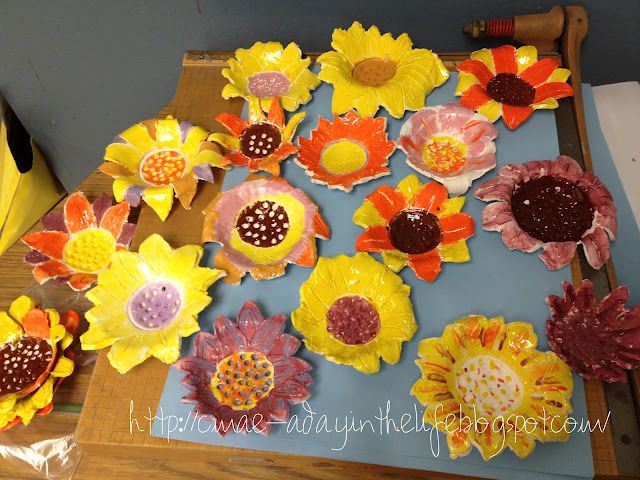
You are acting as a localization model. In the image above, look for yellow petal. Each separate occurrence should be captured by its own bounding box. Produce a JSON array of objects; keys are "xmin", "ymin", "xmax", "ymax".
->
[
  {"xmin": 548, "ymin": 67, "xmax": 571, "ymax": 82},
  {"xmin": 438, "ymin": 196, "xmax": 465, "ymax": 216},
  {"xmin": 192, "ymin": 149, "xmax": 227, "ymax": 169},
  {"xmin": 352, "ymin": 200, "xmax": 385, "ymax": 227},
  {"xmin": 516, "ymin": 45, "xmax": 538, "ymax": 73},
  {"xmin": 283, "ymin": 112, "xmax": 306, "ymax": 141},
  {"xmin": 532, "ymin": 98, "xmax": 559, "ymax": 110},
  {"xmin": 107, "ymin": 336, "xmax": 152, "ymax": 374},
  {"xmin": 381, "ymin": 250, "xmax": 408, "ymax": 271},
  {"xmin": 143, "ymin": 186, "xmax": 175, "ymax": 221},
  {"xmin": 477, "ymin": 99, "xmax": 502, "ymax": 123},
  {"xmin": 0, "ymin": 312, "xmax": 23, "ymax": 343},
  {"xmin": 112, "ymin": 175, "xmax": 140, "ymax": 202},
  {"xmin": 180, "ymin": 125, "xmax": 208, "ymax": 160},
  {"xmin": 438, "ymin": 239, "xmax": 470, "ymax": 263},
  {"xmin": 50, "ymin": 356, "xmax": 74, "ymax": 377},
  {"xmin": 119, "ymin": 123, "xmax": 155, "ymax": 152},
  {"xmin": 137, "ymin": 233, "xmax": 173, "ymax": 272},
  {"xmin": 397, "ymin": 174, "xmax": 423, "ymax": 201},
  {"xmin": 9, "ymin": 296, "xmax": 34, "ymax": 324},
  {"xmin": 470, "ymin": 48, "xmax": 495, "ymax": 73},
  {"xmin": 454, "ymin": 71, "xmax": 480, "ymax": 96},
  {"xmin": 104, "ymin": 143, "xmax": 143, "ymax": 171},
  {"xmin": 208, "ymin": 132, "xmax": 240, "ymax": 151},
  {"xmin": 148, "ymin": 325, "xmax": 183, "ymax": 364}
]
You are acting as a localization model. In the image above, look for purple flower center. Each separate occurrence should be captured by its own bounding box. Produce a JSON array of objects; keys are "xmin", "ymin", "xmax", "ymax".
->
[
  {"xmin": 128, "ymin": 281, "xmax": 182, "ymax": 330},
  {"xmin": 388, "ymin": 208, "xmax": 442, "ymax": 254},
  {"xmin": 247, "ymin": 71, "xmax": 291, "ymax": 98},
  {"xmin": 326, "ymin": 295, "xmax": 380, "ymax": 345}
]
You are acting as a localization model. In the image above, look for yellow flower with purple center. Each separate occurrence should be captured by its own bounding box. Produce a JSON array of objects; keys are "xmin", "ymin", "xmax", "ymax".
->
[{"xmin": 411, "ymin": 315, "xmax": 574, "ymax": 460}]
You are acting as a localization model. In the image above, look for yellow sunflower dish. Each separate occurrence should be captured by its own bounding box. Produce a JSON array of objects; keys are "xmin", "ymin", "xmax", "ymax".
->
[
  {"xmin": 80, "ymin": 234, "xmax": 225, "ymax": 374},
  {"xmin": 101, "ymin": 116, "xmax": 227, "ymax": 221},
  {"xmin": 292, "ymin": 253, "xmax": 416, "ymax": 374},
  {"xmin": 411, "ymin": 315, "xmax": 574, "ymax": 461},
  {"xmin": 318, "ymin": 22, "xmax": 449, "ymax": 118},
  {"xmin": 222, "ymin": 41, "xmax": 321, "ymax": 112}
]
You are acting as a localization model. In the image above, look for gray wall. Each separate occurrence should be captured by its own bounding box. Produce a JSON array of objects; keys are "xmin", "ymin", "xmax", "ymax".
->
[{"xmin": 1, "ymin": 0, "xmax": 638, "ymax": 190}]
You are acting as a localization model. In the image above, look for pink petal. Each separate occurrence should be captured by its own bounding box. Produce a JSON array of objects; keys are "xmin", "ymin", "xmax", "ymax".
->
[
  {"xmin": 249, "ymin": 314, "xmax": 286, "ymax": 352},
  {"xmin": 193, "ymin": 331, "xmax": 229, "ymax": 363},
  {"xmin": 270, "ymin": 333, "xmax": 301, "ymax": 357},
  {"xmin": 501, "ymin": 221, "xmax": 543, "ymax": 252},
  {"xmin": 524, "ymin": 160, "xmax": 553, "ymax": 179},
  {"xmin": 92, "ymin": 194, "xmax": 113, "ymax": 225},
  {"xmin": 598, "ymin": 286, "xmax": 630, "ymax": 327},
  {"xmin": 481, "ymin": 201, "xmax": 514, "ymax": 231},
  {"xmin": 548, "ymin": 155, "xmax": 584, "ymax": 182},
  {"xmin": 117, "ymin": 222, "xmax": 136, "ymax": 246},
  {"xmin": 236, "ymin": 300, "xmax": 264, "ymax": 342},
  {"xmin": 581, "ymin": 227, "xmax": 611, "ymax": 269},
  {"xmin": 40, "ymin": 212, "xmax": 67, "ymax": 232},
  {"xmin": 474, "ymin": 176, "xmax": 515, "ymax": 201},
  {"xmin": 214, "ymin": 315, "xmax": 248, "ymax": 351},
  {"xmin": 272, "ymin": 379, "xmax": 311, "ymax": 403},
  {"xmin": 272, "ymin": 356, "xmax": 312, "ymax": 384},
  {"xmin": 464, "ymin": 151, "xmax": 496, "ymax": 170},
  {"xmin": 539, "ymin": 241, "xmax": 577, "ymax": 270}
]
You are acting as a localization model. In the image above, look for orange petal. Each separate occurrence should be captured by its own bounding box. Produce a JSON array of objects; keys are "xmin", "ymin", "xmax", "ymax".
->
[
  {"xmin": 491, "ymin": 45, "xmax": 518, "ymax": 74},
  {"xmin": 68, "ymin": 273, "xmax": 97, "ymax": 291},
  {"xmin": 440, "ymin": 213, "xmax": 474, "ymax": 244},
  {"xmin": 64, "ymin": 192, "xmax": 97, "ymax": 233},
  {"xmin": 22, "ymin": 231, "xmax": 70, "ymax": 260},
  {"xmin": 355, "ymin": 226, "xmax": 394, "ymax": 252},
  {"xmin": 459, "ymin": 84, "xmax": 492, "ymax": 110},
  {"xmin": 411, "ymin": 182, "xmax": 449, "ymax": 214},
  {"xmin": 365, "ymin": 186, "xmax": 407, "ymax": 221},
  {"xmin": 295, "ymin": 240, "xmax": 317, "ymax": 267},
  {"xmin": 520, "ymin": 58, "xmax": 560, "ymax": 86},
  {"xmin": 408, "ymin": 250, "xmax": 442, "ymax": 282},
  {"xmin": 313, "ymin": 212, "xmax": 331, "ymax": 240},
  {"xmin": 99, "ymin": 201, "xmax": 130, "ymax": 239},
  {"xmin": 33, "ymin": 260, "xmax": 71, "ymax": 283},
  {"xmin": 267, "ymin": 96, "xmax": 284, "ymax": 127},
  {"xmin": 533, "ymin": 82, "xmax": 574, "ymax": 103},
  {"xmin": 21, "ymin": 307, "xmax": 50, "ymax": 338},
  {"xmin": 456, "ymin": 59, "xmax": 494, "ymax": 87},
  {"xmin": 61, "ymin": 310, "xmax": 81, "ymax": 336},
  {"xmin": 502, "ymin": 104, "xmax": 534, "ymax": 130},
  {"xmin": 215, "ymin": 250, "xmax": 245, "ymax": 285},
  {"xmin": 226, "ymin": 152, "xmax": 250, "ymax": 167},
  {"xmin": 99, "ymin": 162, "xmax": 135, "ymax": 178},
  {"xmin": 215, "ymin": 113, "xmax": 247, "ymax": 137}
]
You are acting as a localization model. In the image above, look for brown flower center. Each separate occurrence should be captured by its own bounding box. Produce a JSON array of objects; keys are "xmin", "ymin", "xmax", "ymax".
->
[
  {"xmin": 511, "ymin": 176, "xmax": 594, "ymax": 242},
  {"xmin": 236, "ymin": 200, "xmax": 290, "ymax": 248},
  {"xmin": 0, "ymin": 336, "xmax": 53, "ymax": 396},
  {"xmin": 351, "ymin": 57, "xmax": 398, "ymax": 87},
  {"xmin": 327, "ymin": 295, "xmax": 380, "ymax": 345},
  {"xmin": 240, "ymin": 123, "xmax": 282, "ymax": 158},
  {"xmin": 388, "ymin": 208, "xmax": 442, "ymax": 254},
  {"xmin": 486, "ymin": 73, "xmax": 535, "ymax": 107},
  {"xmin": 212, "ymin": 352, "xmax": 274, "ymax": 410}
]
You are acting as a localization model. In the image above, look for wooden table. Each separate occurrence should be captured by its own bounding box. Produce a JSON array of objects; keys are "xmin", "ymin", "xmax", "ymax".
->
[{"xmin": 0, "ymin": 51, "xmax": 635, "ymax": 480}]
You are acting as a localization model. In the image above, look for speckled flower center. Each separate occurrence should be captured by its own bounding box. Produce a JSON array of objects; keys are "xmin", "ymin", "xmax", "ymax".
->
[
  {"xmin": 320, "ymin": 140, "xmax": 368, "ymax": 175},
  {"xmin": 422, "ymin": 135, "xmax": 467, "ymax": 175},
  {"xmin": 388, "ymin": 208, "xmax": 442, "ymax": 255},
  {"xmin": 352, "ymin": 57, "xmax": 397, "ymax": 87},
  {"xmin": 240, "ymin": 123, "xmax": 282, "ymax": 158},
  {"xmin": 212, "ymin": 352, "xmax": 274, "ymax": 410},
  {"xmin": 63, "ymin": 228, "xmax": 116, "ymax": 273},
  {"xmin": 326, "ymin": 295, "xmax": 380, "ymax": 345},
  {"xmin": 455, "ymin": 355, "xmax": 523, "ymax": 417},
  {"xmin": 139, "ymin": 148, "xmax": 186, "ymax": 186},
  {"xmin": 0, "ymin": 336, "xmax": 53, "ymax": 396},
  {"xmin": 511, "ymin": 176, "xmax": 594, "ymax": 242},
  {"xmin": 486, "ymin": 73, "xmax": 535, "ymax": 107},
  {"xmin": 236, "ymin": 200, "xmax": 290, "ymax": 248},
  {"xmin": 247, "ymin": 71, "xmax": 291, "ymax": 98},
  {"xmin": 127, "ymin": 281, "xmax": 182, "ymax": 330}
]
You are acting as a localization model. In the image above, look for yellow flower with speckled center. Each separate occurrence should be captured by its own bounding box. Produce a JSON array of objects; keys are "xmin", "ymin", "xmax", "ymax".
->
[
  {"xmin": 318, "ymin": 22, "xmax": 449, "ymax": 118},
  {"xmin": 411, "ymin": 315, "xmax": 574, "ymax": 460}
]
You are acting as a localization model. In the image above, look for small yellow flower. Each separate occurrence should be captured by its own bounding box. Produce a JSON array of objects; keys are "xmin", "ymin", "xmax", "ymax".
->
[
  {"xmin": 318, "ymin": 22, "xmax": 449, "ymax": 118},
  {"xmin": 411, "ymin": 315, "xmax": 574, "ymax": 460},
  {"xmin": 222, "ymin": 41, "xmax": 320, "ymax": 112},
  {"xmin": 80, "ymin": 234, "xmax": 225, "ymax": 374},
  {"xmin": 292, "ymin": 253, "xmax": 416, "ymax": 374}
]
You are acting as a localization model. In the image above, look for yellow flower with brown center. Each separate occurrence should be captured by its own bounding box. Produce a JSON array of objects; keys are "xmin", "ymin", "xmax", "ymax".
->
[
  {"xmin": 411, "ymin": 315, "xmax": 574, "ymax": 460},
  {"xmin": 318, "ymin": 22, "xmax": 449, "ymax": 118}
]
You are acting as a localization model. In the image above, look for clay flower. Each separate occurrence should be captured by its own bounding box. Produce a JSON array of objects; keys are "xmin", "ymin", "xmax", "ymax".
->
[
  {"xmin": 222, "ymin": 41, "xmax": 320, "ymax": 112},
  {"xmin": 80, "ymin": 234, "xmax": 225, "ymax": 374},
  {"xmin": 546, "ymin": 280, "xmax": 640, "ymax": 382},
  {"xmin": 296, "ymin": 111, "xmax": 395, "ymax": 192},
  {"xmin": 353, "ymin": 175, "xmax": 474, "ymax": 282},
  {"xmin": 202, "ymin": 176, "xmax": 330, "ymax": 285},
  {"xmin": 397, "ymin": 103, "xmax": 498, "ymax": 195},
  {"xmin": 292, "ymin": 253, "xmax": 416, "ymax": 374},
  {"xmin": 209, "ymin": 97, "xmax": 304, "ymax": 176},
  {"xmin": 0, "ymin": 296, "xmax": 79, "ymax": 430},
  {"xmin": 175, "ymin": 300, "xmax": 312, "ymax": 436},
  {"xmin": 102, "ymin": 116, "xmax": 226, "ymax": 221},
  {"xmin": 22, "ymin": 192, "xmax": 135, "ymax": 291},
  {"xmin": 318, "ymin": 21, "xmax": 449, "ymax": 118},
  {"xmin": 455, "ymin": 45, "xmax": 573, "ymax": 129},
  {"xmin": 412, "ymin": 314, "xmax": 573, "ymax": 460},
  {"xmin": 475, "ymin": 155, "xmax": 617, "ymax": 270}
]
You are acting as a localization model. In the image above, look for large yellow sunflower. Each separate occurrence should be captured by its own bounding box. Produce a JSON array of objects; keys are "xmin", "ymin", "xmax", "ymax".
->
[
  {"xmin": 292, "ymin": 253, "xmax": 416, "ymax": 374},
  {"xmin": 80, "ymin": 234, "xmax": 225, "ymax": 374},
  {"xmin": 222, "ymin": 41, "xmax": 321, "ymax": 112},
  {"xmin": 102, "ymin": 116, "xmax": 226, "ymax": 221},
  {"xmin": 411, "ymin": 315, "xmax": 574, "ymax": 460},
  {"xmin": 318, "ymin": 22, "xmax": 449, "ymax": 118}
]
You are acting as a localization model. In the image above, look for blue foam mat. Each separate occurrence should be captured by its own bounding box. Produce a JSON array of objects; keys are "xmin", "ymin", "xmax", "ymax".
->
[{"xmin": 151, "ymin": 72, "xmax": 606, "ymax": 480}]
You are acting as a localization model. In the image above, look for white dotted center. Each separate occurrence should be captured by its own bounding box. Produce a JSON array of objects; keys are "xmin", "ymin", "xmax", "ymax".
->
[
  {"xmin": 236, "ymin": 200, "xmax": 290, "ymax": 248},
  {"xmin": 455, "ymin": 355, "xmax": 523, "ymax": 417},
  {"xmin": 0, "ymin": 337, "xmax": 53, "ymax": 395}
]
